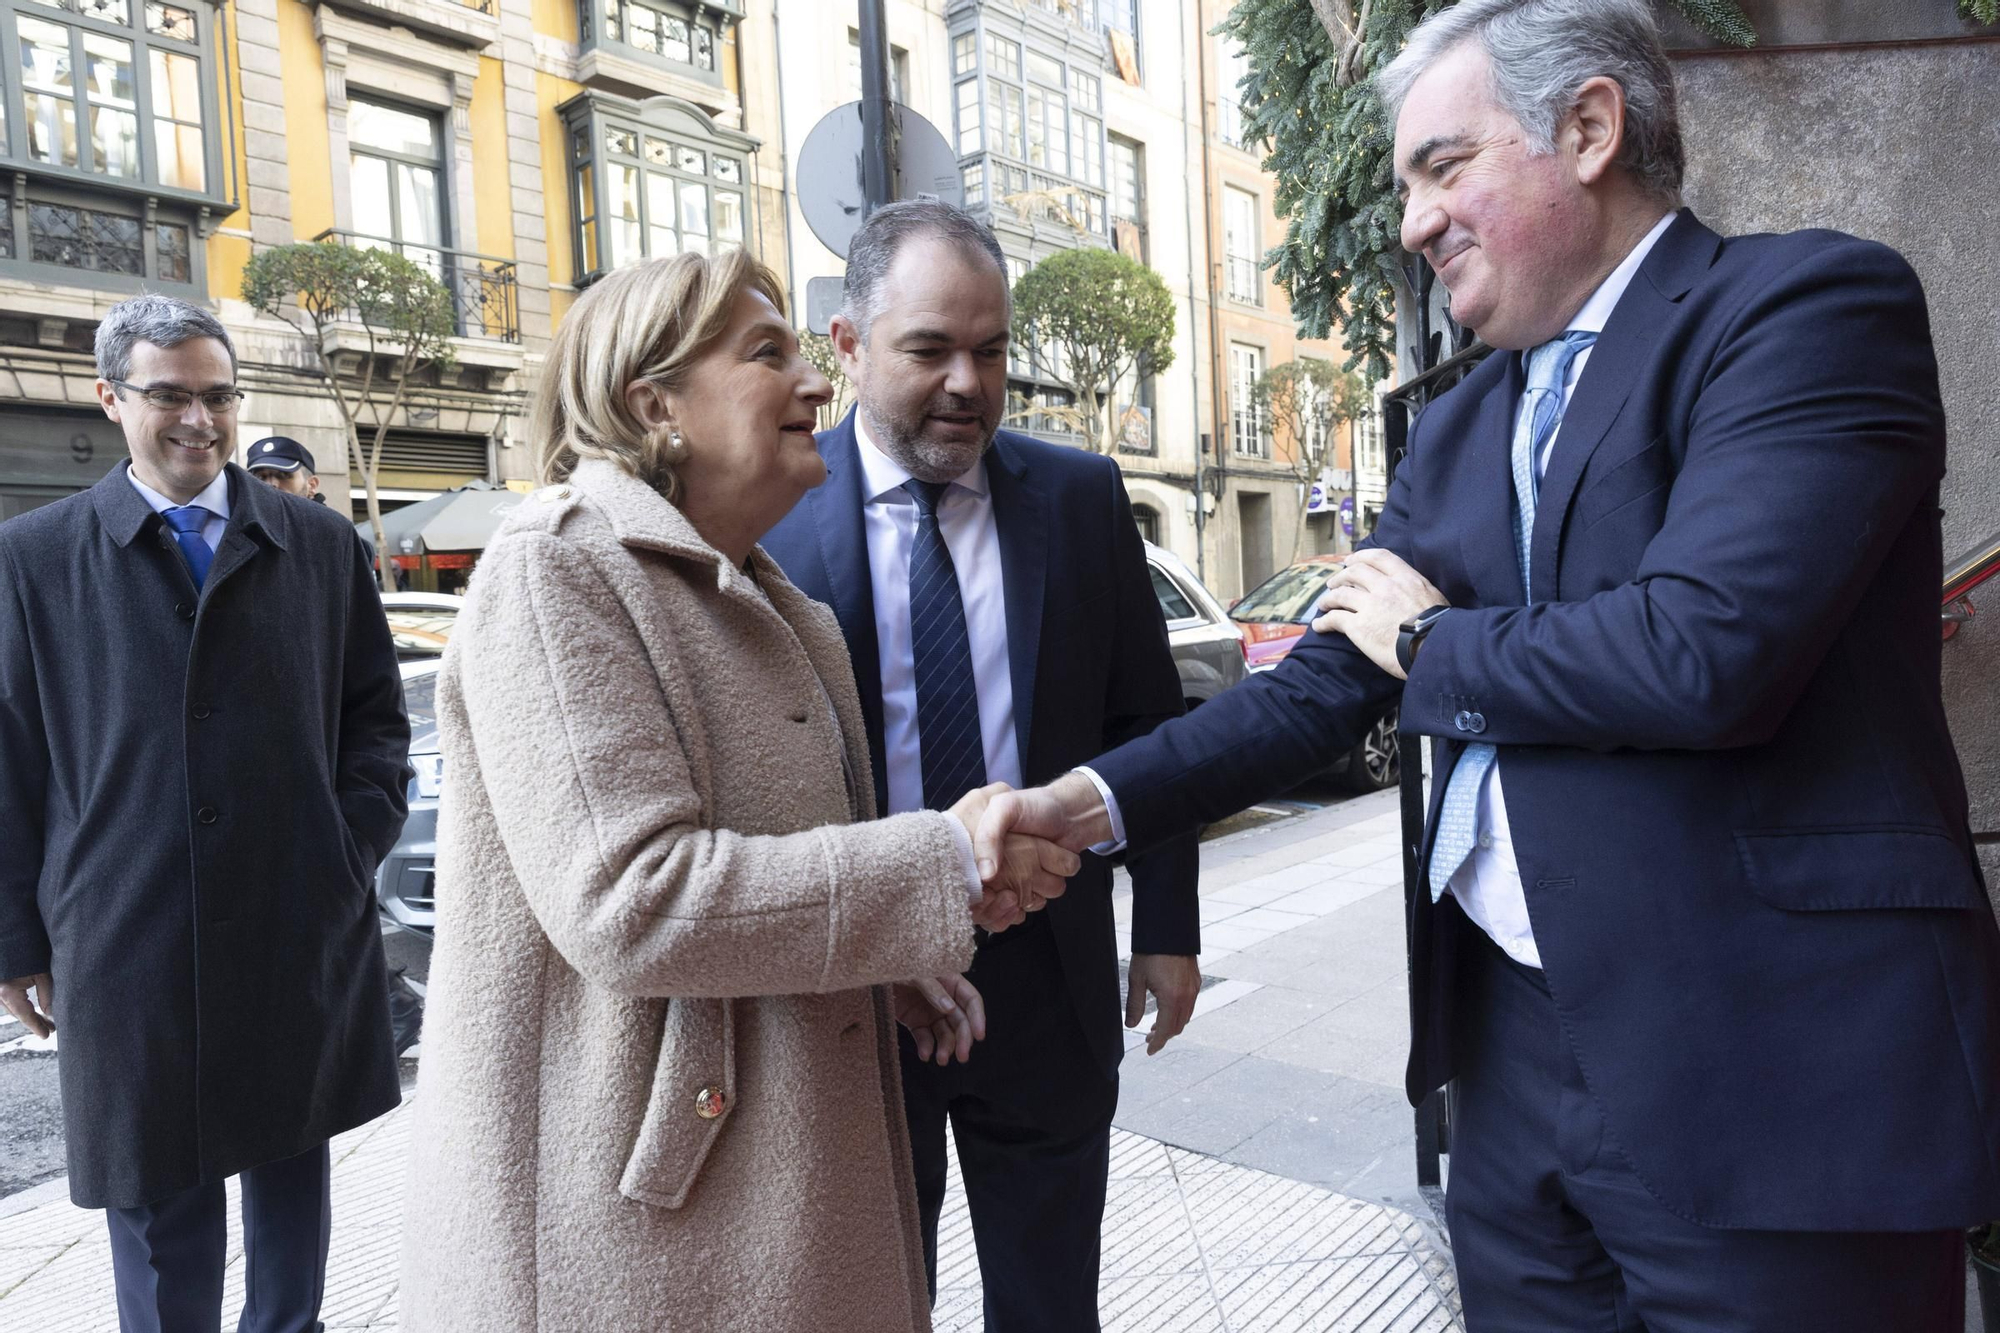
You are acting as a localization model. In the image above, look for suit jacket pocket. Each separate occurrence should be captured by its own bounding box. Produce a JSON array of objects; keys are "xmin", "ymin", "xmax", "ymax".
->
[
  {"xmin": 1574, "ymin": 434, "xmax": 1672, "ymax": 534},
  {"xmin": 619, "ymin": 996, "xmax": 735, "ymax": 1209},
  {"xmin": 1734, "ymin": 825, "xmax": 1987, "ymax": 911}
]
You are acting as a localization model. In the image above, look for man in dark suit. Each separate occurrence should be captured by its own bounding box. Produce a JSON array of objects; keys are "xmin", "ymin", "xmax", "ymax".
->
[
  {"xmin": 0, "ymin": 294, "xmax": 409, "ymax": 1332},
  {"xmin": 763, "ymin": 201, "xmax": 1201, "ymax": 1331},
  {"xmin": 974, "ymin": 2, "xmax": 2000, "ymax": 1327}
]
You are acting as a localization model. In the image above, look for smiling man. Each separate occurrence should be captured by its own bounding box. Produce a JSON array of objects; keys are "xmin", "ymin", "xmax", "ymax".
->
[
  {"xmin": 762, "ymin": 202, "xmax": 1200, "ymax": 1331},
  {"xmin": 972, "ymin": 1, "xmax": 2000, "ymax": 1327},
  {"xmin": 0, "ymin": 294, "xmax": 409, "ymax": 1332}
]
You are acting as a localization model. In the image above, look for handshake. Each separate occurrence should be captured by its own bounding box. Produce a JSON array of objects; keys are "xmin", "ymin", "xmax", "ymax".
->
[
  {"xmin": 902, "ymin": 776, "xmax": 1116, "ymax": 1067},
  {"xmin": 946, "ymin": 775, "xmax": 1114, "ymax": 933}
]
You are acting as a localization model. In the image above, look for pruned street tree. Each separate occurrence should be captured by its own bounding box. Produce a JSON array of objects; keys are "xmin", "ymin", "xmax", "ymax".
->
[
  {"xmin": 242, "ymin": 241, "xmax": 458, "ymax": 592},
  {"xmin": 1256, "ymin": 357, "xmax": 1370, "ymax": 559},
  {"xmin": 1010, "ymin": 246, "xmax": 1176, "ymax": 454}
]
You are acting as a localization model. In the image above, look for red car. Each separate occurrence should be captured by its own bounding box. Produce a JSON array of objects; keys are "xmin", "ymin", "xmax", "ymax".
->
[{"xmin": 1229, "ymin": 555, "xmax": 1401, "ymax": 792}]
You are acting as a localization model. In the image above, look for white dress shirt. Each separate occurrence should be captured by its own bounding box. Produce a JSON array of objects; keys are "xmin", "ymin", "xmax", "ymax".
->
[
  {"xmin": 126, "ymin": 462, "xmax": 230, "ymax": 552},
  {"xmin": 1446, "ymin": 210, "xmax": 1677, "ymax": 968},
  {"xmin": 854, "ymin": 415, "xmax": 1024, "ymax": 814}
]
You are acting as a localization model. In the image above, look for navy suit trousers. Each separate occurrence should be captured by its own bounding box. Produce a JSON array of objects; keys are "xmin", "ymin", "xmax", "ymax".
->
[
  {"xmin": 106, "ymin": 1140, "xmax": 331, "ymax": 1333},
  {"xmin": 900, "ymin": 921, "xmax": 1117, "ymax": 1333},
  {"xmin": 1446, "ymin": 913, "xmax": 1964, "ymax": 1332}
]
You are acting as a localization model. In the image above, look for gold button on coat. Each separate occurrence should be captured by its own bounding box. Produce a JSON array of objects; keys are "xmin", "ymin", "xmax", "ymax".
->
[{"xmin": 694, "ymin": 1086, "xmax": 726, "ymax": 1119}]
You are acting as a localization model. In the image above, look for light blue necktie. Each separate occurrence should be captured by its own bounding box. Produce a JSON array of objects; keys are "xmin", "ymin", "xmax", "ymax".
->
[
  {"xmin": 161, "ymin": 505, "xmax": 214, "ymax": 590},
  {"xmin": 1427, "ymin": 330, "xmax": 1597, "ymax": 900}
]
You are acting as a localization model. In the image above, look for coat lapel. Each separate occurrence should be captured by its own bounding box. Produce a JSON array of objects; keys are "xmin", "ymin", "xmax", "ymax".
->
[
  {"xmin": 1531, "ymin": 209, "xmax": 1718, "ymax": 601},
  {"xmin": 984, "ymin": 434, "xmax": 1046, "ymax": 776},
  {"xmin": 1456, "ymin": 353, "xmax": 1529, "ymax": 609},
  {"xmin": 808, "ymin": 416, "xmax": 889, "ymax": 811},
  {"xmin": 204, "ymin": 467, "xmax": 287, "ymax": 595}
]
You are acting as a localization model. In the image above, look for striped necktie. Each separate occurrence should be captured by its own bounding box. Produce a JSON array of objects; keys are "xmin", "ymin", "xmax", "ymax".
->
[
  {"xmin": 1427, "ymin": 330, "xmax": 1597, "ymax": 900},
  {"xmin": 905, "ymin": 479, "xmax": 987, "ymax": 810}
]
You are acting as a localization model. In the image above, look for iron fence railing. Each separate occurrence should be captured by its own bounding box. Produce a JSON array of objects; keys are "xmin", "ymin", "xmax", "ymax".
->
[
  {"xmin": 1382, "ymin": 251, "xmax": 1493, "ymax": 1227},
  {"xmin": 1943, "ymin": 528, "xmax": 2000, "ymax": 642},
  {"xmin": 312, "ymin": 229, "xmax": 521, "ymax": 345}
]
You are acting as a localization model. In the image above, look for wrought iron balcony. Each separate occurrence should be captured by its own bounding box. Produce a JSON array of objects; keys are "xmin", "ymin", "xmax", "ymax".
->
[{"xmin": 312, "ymin": 230, "xmax": 520, "ymax": 345}]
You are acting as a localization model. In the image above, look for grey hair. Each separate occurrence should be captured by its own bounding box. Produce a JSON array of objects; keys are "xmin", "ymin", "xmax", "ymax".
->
[
  {"xmin": 94, "ymin": 293, "xmax": 236, "ymax": 382},
  {"xmin": 839, "ymin": 200, "xmax": 1010, "ymax": 342},
  {"xmin": 1376, "ymin": 0, "xmax": 1684, "ymax": 202}
]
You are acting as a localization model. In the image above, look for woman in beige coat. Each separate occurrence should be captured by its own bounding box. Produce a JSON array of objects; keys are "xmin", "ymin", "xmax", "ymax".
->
[{"xmin": 398, "ymin": 251, "xmax": 1076, "ymax": 1331}]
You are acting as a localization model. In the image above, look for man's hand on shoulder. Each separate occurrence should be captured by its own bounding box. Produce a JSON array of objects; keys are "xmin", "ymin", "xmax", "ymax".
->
[{"xmin": 1311, "ymin": 548, "xmax": 1449, "ymax": 680}]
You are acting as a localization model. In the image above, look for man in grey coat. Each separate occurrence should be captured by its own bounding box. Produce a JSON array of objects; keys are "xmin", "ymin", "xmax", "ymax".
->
[{"xmin": 0, "ymin": 294, "xmax": 410, "ymax": 1332}]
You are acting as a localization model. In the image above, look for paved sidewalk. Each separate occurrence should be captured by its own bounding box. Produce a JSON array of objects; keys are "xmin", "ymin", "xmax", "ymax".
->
[
  {"xmin": 0, "ymin": 792, "xmax": 1464, "ymax": 1330},
  {"xmin": 1111, "ymin": 790, "xmax": 1439, "ymax": 1225}
]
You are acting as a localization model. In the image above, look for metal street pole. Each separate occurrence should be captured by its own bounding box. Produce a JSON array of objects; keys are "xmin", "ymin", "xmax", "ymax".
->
[{"xmin": 857, "ymin": 0, "xmax": 893, "ymax": 216}]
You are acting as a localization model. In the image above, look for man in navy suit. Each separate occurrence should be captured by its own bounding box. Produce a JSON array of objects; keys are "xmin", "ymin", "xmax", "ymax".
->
[
  {"xmin": 974, "ymin": 2, "xmax": 2000, "ymax": 1327},
  {"xmin": 763, "ymin": 201, "xmax": 1200, "ymax": 1331}
]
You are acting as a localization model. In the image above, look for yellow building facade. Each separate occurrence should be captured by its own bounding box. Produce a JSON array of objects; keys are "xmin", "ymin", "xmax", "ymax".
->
[
  {"xmin": 0, "ymin": 0, "xmax": 789, "ymax": 525},
  {"xmin": 0, "ymin": 0, "xmax": 1369, "ymax": 599}
]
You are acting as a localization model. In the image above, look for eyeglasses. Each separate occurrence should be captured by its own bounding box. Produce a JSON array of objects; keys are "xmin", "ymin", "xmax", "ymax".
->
[{"xmin": 108, "ymin": 379, "xmax": 247, "ymax": 414}]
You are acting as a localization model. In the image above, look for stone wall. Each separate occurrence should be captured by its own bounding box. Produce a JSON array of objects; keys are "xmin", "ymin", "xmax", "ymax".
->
[{"xmin": 1669, "ymin": 27, "xmax": 2000, "ymax": 887}]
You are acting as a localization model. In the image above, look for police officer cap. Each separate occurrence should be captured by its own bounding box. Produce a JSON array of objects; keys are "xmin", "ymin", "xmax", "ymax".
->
[{"xmin": 248, "ymin": 436, "xmax": 316, "ymax": 475}]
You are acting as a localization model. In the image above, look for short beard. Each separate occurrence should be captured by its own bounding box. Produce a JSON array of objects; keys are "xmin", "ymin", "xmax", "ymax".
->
[{"xmin": 858, "ymin": 393, "xmax": 994, "ymax": 484}]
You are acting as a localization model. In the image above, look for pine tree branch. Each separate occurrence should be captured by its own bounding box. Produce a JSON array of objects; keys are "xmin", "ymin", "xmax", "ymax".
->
[{"xmin": 1667, "ymin": 0, "xmax": 1757, "ymax": 46}]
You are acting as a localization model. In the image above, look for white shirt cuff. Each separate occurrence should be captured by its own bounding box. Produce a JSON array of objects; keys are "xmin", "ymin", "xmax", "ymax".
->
[
  {"xmin": 943, "ymin": 813, "xmax": 983, "ymax": 906},
  {"xmin": 1072, "ymin": 767, "xmax": 1128, "ymax": 855}
]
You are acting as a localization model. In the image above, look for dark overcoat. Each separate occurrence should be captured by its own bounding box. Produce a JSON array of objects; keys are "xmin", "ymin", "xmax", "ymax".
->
[{"xmin": 0, "ymin": 460, "xmax": 409, "ymax": 1209}]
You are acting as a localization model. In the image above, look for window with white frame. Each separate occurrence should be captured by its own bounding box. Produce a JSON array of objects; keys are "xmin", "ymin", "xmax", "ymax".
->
[
  {"xmin": 1108, "ymin": 133, "xmax": 1143, "ymax": 249},
  {"xmin": 1353, "ymin": 400, "xmax": 1386, "ymax": 479},
  {"xmin": 349, "ymin": 97, "xmax": 447, "ymax": 269},
  {"xmin": 1223, "ymin": 185, "xmax": 1260, "ymax": 304},
  {"xmin": 1098, "ymin": 0, "xmax": 1140, "ymax": 74},
  {"xmin": 0, "ymin": 0, "xmax": 218, "ymax": 289},
  {"xmin": 582, "ymin": 0, "xmax": 722, "ymax": 79},
  {"xmin": 1231, "ymin": 343, "xmax": 1268, "ymax": 458},
  {"xmin": 845, "ymin": 29, "xmax": 908, "ymax": 103},
  {"xmin": 960, "ymin": 25, "xmax": 1106, "ymax": 238},
  {"xmin": 1298, "ymin": 359, "xmax": 1331, "ymax": 464},
  {"xmin": 1217, "ymin": 35, "xmax": 1250, "ymax": 147},
  {"xmin": 564, "ymin": 93, "xmax": 749, "ymax": 282}
]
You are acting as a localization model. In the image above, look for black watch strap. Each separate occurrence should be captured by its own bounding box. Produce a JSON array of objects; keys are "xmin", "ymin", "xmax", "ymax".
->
[{"xmin": 1396, "ymin": 604, "xmax": 1451, "ymax": 674}]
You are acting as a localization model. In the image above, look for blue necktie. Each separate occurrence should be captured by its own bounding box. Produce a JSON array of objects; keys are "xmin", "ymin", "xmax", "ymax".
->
[
  {"xmin": 905, "ymin": 479, "xmax": 987, "ymax": 811},
  {"xmin": 162, "ymin": 505, "xmax": 214, "ymax": 590},
  {"xmin": 1427, "ymin": 330, "xmax": 1597, "ymax": 900}
]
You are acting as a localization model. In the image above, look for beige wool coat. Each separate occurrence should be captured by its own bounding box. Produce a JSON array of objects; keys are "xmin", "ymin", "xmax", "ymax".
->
[{"xmin": 399, "ymin": 458, "xmax": 976, "ymax": 1332}]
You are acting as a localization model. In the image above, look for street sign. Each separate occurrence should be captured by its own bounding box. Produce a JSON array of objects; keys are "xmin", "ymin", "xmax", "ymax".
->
[
  {"xmin": 796, "ymin": 100, "xmax": 963, "ymax": 260},
  {"xmin": 805, "ymin": 275, "xmax": 845, "ymax": 337}
]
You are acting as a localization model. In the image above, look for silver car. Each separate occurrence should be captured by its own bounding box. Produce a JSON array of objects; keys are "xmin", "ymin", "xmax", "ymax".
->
[
  {"xmin": 378, "ymin": 658, "xmax": 442, "ymax": 935},
  {"xmin": 1145, "ymin": 541, "xmax": 1246, "ymax": 709}
]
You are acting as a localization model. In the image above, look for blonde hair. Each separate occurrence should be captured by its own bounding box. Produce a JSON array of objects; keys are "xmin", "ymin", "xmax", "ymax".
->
[{"xmin": 532, "ymin": 249, "xmax": 788, "ymax": 503}]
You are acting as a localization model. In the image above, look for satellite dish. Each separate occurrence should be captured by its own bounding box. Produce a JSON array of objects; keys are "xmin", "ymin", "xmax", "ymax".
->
[{"xmin": 796, "ymin": 100, "xmax": 965, "ymax": 260}]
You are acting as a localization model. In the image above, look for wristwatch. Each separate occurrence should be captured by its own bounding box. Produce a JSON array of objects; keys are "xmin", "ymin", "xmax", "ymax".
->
[{"xmin": 1396, "ymin": 604, "xmax": 1452, "ymax": 674}]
